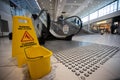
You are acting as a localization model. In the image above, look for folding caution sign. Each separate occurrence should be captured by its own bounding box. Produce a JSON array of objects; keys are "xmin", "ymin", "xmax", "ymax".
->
[
  {"xmin": 12, "ymin": 16, "xmax": 53, "ymax": 79},
  {"xmin": 21, "ymin": 31, "xmax": 34, "ymax": 42},
  {"xmin": 12, "ymin": 16, "xmax": 39, "ymax": 67}
]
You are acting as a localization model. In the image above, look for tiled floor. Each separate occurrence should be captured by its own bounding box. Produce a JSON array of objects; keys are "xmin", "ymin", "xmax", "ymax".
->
[
  {"xmin": 73, "ymin": 34, "xmax": 120, "ymax": 47},
  {"xmin": 0, "ymin": 34, "xmax": 120, "ymax": 80}
]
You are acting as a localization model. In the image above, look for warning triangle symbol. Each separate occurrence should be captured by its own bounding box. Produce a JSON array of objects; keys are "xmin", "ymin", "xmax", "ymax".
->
[{"xmin": 21, "ymin": 31, "xmax": 34, "ymax": 42}]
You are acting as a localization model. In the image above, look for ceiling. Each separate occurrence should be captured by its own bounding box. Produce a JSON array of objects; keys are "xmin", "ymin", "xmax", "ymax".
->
[
  {"xmin": 37, "ymin": 0, "xmax": 115, "ymax": 20},
  {"xmin": 10, "ymin": 0, "xmax": 116, "ymax": 21},
  {"xmin": 10, "ymin": 0, "xmax": 41, "ymax": 14}
]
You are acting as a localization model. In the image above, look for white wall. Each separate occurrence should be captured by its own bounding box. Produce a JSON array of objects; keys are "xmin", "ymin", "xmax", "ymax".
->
[{"xmin": 0, "ymin": 0, "xmax": 12, "ymax": 36}]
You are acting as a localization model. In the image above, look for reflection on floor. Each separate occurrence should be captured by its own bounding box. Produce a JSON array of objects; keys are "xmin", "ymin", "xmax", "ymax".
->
[{"xmin": 0, "ymin": 34, "xmax": 120, "ymax": 80}]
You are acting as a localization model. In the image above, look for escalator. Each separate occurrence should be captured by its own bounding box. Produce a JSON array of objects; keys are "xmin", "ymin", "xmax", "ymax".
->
[
  {"xmin": 50, "ymin": 16, "xmax": 82, "ymax": 39},
  {"xmin": 35, "ymin": 9, "xmax": 82, "ymax": 44},
  {"xmin": 33, "ymin": 9, "xmax": 51, "ymax": 44},
  {"xmin": 9, "ymin": 9, "xmax": 82, "ymax": 45}
]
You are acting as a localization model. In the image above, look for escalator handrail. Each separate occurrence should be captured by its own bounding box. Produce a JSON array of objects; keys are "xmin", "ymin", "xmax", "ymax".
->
[
  {"xmin": 38, "ymin": 9, "xmax": 50, "ymax": 31},
  {"xmin": 37, "ymin": 9, "xmax": 47, "ymax": 27},
  {"xmin": 38, "ymin": 9, "xmax": 46, "ymax": 17}
]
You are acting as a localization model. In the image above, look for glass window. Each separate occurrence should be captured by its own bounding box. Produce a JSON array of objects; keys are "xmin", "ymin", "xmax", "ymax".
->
[
  {"xmin": 105, "ymin": 5, "xmax": 110, "ymax": 14},
  {"xmin": 16, "ymin": 9, "xmax": 20, "ymax": 16},
  {"xmin": 109, "ymin": 1, "xmax": 117, "ymax": 13},
  {"xmin": 103, "ymin": 7, "xmax": 106, "ymax": 15},
  {"xmin": 113, "ymin": 1, "xmax": 117, "ymax": 11},
  {"xmin": 10, "ymin": 7, "xmax": 15, "ymax": 16},
  {"xmin": 10, "ymin": 6, "xmax": 25, "ymax": 16},
  {"xmin": 80, "ymin": 0, "xmax": 119, "ymax": 22},
  {"xmin": 82, "ymin": 16, "xmax": 88, "ymax": 23},
  {"xmin": 110, "ymin": 3, "xmax": 114, "ymax": 13},
  {"xmin": 99, "ymin": 8, "xmax": 104, "ymax": 17},
  {"xmin": 98, "ymin": 1, "xmax": 118, "ymax": 17},
  {"xmin": 119, "ymin": 0, "xmax": 120, "ymax": 10},
  {"xmin": 90, "ymin": 11, "xmax": 98, "ymax": 20}
]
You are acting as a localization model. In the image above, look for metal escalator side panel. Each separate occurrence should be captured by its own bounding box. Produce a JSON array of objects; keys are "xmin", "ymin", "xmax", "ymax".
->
[
  {"xmin": 50, "ymin": 22, "xmax": 65, "ymax": 35},
  {"xmin": 50, "ymin": 22, "xmax": 73, "ymax": 37},
  {"xmin": 49, "ymin": 29, "xmax": 66, "ymax": 38}
]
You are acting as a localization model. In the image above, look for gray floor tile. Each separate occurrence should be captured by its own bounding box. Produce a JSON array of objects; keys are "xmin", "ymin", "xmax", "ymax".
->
[{"xmin": 0, "ymin": 34, "xmax": 120, "ymax": 80}]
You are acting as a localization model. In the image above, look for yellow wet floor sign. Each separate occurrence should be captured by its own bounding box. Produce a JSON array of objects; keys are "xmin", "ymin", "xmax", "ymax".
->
[
  {"xmin": 12, "ymin": 16, "xmax": 39, "ymax": 67},
  {"xmin": 12, "ymin": 16, "xmax": 52, "ymax": 79},
  {"xmin": 21, "ymin": 31, "xmax": 34, "ymax": 42}
]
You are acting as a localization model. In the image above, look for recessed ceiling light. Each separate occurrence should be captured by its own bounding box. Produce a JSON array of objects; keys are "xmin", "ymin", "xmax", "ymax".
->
[{"xmin": 50, "ymin": 0, "xmax": 51, "ymax": 2}]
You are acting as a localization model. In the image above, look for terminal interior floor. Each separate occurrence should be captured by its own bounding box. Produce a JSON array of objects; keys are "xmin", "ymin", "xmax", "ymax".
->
[{"xmin": 0, "ymin": 34, "xmax": 120, "ymax": 80}]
